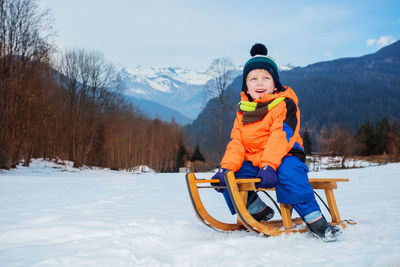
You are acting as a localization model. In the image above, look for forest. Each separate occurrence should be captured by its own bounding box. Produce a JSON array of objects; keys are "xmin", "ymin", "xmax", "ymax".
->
[{"xmin": 0, "ymin": 0, "xmax": 184, "ymax": 171}]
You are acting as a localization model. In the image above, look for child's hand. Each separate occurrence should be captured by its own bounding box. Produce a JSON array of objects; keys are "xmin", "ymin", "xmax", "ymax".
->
[
  {"xmin": 256, "ymin": 166, "xmax": 278, "ymax": 189},
  {"xmin": 210, "ymin": 168, "xmax": 229, "ymax": 193}
]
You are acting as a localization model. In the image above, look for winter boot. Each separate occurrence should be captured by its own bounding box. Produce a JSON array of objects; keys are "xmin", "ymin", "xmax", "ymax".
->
[
  {"xmin": 247, "ymin": 191, "xmax": 274, "ymax": 222},
  {"xmin": 251, "ymin": 205, "xmax": 275, "ymax": 222},
  {"xmin": 308, "ymin": 216, "xmax": 343, "ymax": 241}
]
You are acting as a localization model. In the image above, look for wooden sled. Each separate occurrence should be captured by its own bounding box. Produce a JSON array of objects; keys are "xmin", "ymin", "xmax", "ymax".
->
[{"xmin": 186, "ymin": 171, "xmax": 356, "ymax": 236}]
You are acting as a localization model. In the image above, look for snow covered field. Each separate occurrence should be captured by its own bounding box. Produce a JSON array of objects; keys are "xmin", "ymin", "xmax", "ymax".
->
[{"xmin": 1, "ymin": 160, "xmax": 400, "ymax": 266}]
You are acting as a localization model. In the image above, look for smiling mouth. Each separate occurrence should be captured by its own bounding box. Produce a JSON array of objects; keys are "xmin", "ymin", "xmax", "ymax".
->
[{"xmin": 256, "ymin": 89, "xmax": 266, "ymax": 93}]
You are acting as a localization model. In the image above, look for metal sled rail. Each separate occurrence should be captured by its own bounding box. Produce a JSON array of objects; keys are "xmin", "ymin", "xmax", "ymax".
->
[{"xmin": 186, "ymin": 171, "xmax": 356, "ymax": 236}]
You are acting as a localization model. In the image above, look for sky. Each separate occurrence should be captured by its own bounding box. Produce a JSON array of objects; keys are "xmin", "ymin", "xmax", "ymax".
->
[{"xmin": 39, "ymin": 0, "xmax": 400, "ymax": 70}]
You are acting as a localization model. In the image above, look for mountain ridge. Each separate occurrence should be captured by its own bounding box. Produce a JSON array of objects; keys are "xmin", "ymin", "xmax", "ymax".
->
[
  {"xmin": 185, "ymin": 41, "xmax": 400, "ymax": 157},
  {"xmin": 124, "ymin": 95, "xmax": 192, "ymax": 125},
  {"xmin": 119, "ymin": 66, "xmax": 209, "ymax": 120}
]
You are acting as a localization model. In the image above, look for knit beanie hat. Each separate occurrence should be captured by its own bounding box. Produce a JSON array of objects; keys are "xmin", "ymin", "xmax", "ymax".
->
[{"xmin": 242, "ymin": 43, "xmax": 283, "ymax": 101}]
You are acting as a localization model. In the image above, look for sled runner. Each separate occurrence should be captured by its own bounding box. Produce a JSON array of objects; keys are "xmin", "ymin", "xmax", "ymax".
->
[{"xmin": 185, "ymin": 171, "xmax": 356, "ymax": 236}]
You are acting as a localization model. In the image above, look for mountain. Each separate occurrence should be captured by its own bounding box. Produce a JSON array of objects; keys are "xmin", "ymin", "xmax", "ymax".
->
[
  {"xmin": 280, "ymin": 41, "xmax": 400, "ymax": 131},
  {"xmin": 125, "ymin": 95, "xmax": 192, "ymax": 125},
  {"xmin": 119, "ymin": 66, "xmax": 210, "ymax": 121},
  {"xmin": 185, "ymin": 41, "xmax": 400, "ymax": 156}
]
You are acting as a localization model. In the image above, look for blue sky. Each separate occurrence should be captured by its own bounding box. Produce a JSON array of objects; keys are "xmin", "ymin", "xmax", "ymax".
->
[{"xmin": 40, "ymin": 0, "xmax": 400, "ymax": 70}]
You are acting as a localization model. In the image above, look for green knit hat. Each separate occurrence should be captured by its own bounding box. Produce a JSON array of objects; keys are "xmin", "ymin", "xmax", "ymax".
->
[{"xmin": 242, "ymin": 43, "xmax": 282, "ymax": 101}]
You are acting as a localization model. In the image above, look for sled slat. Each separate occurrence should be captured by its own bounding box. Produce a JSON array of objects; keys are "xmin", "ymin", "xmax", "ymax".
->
[
  {"xmin": 309, "ymin": 181, "xmax": 337, "ymax": 189},
  {"xmin": 238, "ymin": 182, "xmax": 256, "ymax": 191},
  {"xmin": 195, "ymin": 179, "xmax": 220, "ymax": 184},
  {"xmin": 263, "ymin": 217, "xmax": 304, "ymax": 228}
]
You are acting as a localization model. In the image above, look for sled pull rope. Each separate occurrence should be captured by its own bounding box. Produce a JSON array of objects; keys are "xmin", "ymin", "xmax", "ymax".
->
[
  {"xmin": 261, "ymin": 191, "xmax": 282, "ymax": 216},
  {"xmin": 313, "ymin": 190, "xmax": 330, "ymax": 214}
]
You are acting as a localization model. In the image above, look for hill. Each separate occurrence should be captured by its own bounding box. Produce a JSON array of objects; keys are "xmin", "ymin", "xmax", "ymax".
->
[
  {"xmin": 125, "ymin": 96, "xmax": 192, "ymax": 125},
  {"xmin": 281, "ymin": 40, "xmax": 400, "ymax": 131},
  {"xmin": 185, "ymin": 41, "xmax": 400, "ymax": 156}
]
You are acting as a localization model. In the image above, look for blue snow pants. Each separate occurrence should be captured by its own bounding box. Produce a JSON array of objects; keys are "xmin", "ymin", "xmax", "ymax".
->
[{"xmin": 227, "ymin": 156, "xmax": 321, "ymax": 219}]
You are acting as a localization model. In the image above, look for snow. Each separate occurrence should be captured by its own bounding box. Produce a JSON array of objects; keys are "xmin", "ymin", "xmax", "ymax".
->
[
  {"xmin": 279, "ymin": 64, "xmax": 295, "ymax": 71},
  {"xmin": 125, "ymin": 65, "xmax": 210, "ymax": 86},
  {"xmin": 306, "ymin": 156, "xmax": 380, "ymax": 171},
  {"xmin": 147, "ymin": 77, "xmax": 171, "ymax": 93},
  {"xmin": 1, "ymin": 159, "xmax": 400, "ymax": 266}
]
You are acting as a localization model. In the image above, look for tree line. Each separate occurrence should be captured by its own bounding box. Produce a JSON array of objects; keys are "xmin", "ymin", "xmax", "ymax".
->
[
  {"xmin": 0, "ymin": 0, "xmax": 188, "ymax": 171},
  {"xmin": 302, "ymin": 117, "xmax": 400, "ymax": 167}
]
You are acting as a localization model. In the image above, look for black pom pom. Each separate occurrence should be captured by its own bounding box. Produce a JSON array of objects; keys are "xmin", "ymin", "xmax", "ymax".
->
[{"xmin": 250, "ymin": 43, "xmax": 268, "ymax": 57}]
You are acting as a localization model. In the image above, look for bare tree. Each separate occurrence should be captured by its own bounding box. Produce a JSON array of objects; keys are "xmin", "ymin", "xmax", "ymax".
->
[
  {"xmin": 318, "ymin": 126, "xmax": 354, "ymax": 168},
  {"xmin": 0, "ymin": 0, "xmax": 55, "ymax": 169},
  {"xmin": 204, "ymin": 57, "xmax": 235, "ymax": 160},
  {"xmin": 0, "ymin": 0, "xmax": 187, "ymax": 171},
  {"xmin": 57, "ymin": 48, "xmax": 122, "ymax": 167},
  {"xmin": 101, "ymin": 103, "xmax": 182, "ymax": 172},
  {"xmin": 329, "ymin": 128, "xmax": 353, "ymax": 168},
  {"xmin": 0, "ymin": 0, "xmax": 54, "ymax": 61}
]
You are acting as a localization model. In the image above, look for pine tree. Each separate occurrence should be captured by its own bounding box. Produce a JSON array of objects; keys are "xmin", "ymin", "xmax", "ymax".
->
[
  {"xmin": 355, "ymin": 122, "xmax": 375, "ymax": 155},
  {"xmin": 302, "ymin": 129, "xmax": 313, "ymax": 155},
  {"xmin": 375, "ymin": 117, "xmax": 390, "ymax": 154},
  {"xmin": 387, "ymin": 121, "xmax": 400, "ymax": 155},
  {"xmin": 190, "ymin": 144, "xmax": 205, "ymax": 162},
  {"xmin": 175, "ymin": 143, "xmax": 188, "ymax": 170}
]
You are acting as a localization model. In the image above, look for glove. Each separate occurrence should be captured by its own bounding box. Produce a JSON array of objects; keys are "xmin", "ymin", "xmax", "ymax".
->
[
  {"xmin": 210, "ymin": 168, "xmax": 229, "ymax": 193},
  {"xmin": 256, "ymin": 166, "xmax": 278, "ymax": 189}
]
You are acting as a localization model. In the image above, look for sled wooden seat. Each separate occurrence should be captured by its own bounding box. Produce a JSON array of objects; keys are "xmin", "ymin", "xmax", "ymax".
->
[{"xmin": 185, "ymin": 171, "xmax": 356, "ymax": 237}]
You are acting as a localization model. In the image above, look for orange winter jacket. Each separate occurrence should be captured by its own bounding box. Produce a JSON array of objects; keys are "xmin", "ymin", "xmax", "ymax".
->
[{"xmin": 220, "ymin": 86, "xmax": 305, "ymax": 172}]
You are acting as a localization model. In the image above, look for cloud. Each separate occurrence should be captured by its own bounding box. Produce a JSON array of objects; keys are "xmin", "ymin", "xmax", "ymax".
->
[
  {"xmin": 366, "ymin": 38, "xmax": 376, "ymax": 46},
  {"xmin": 376, "ymin": 36, "xmax": 396, "ymax": 48},
  {"xmin": 366, "ymin": 36, "xmax": 396, "ymax": 48}
]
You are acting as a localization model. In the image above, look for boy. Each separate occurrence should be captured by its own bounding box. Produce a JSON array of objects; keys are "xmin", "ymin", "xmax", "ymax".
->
[{"xmin": 212, "ymin": 43, "xmax": 342, "ymax": 241}]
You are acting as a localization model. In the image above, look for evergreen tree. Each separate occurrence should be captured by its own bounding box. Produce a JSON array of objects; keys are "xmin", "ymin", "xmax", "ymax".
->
[
  {"xmin": 375, "ymin": 117, "xmax": 390, "ymax": 154},
  {"xmin": 355, "ymin": 122, "xmax": 375, "ymax": 155},
  {"xmin": 302, "ymin": 129, "xmax": 313, "ymax": 155},
  {"xmin": 175, "ymin": 143, "xmax": 188, "ymax": 170},
  {"xmin": 388, "ymin": 121, "xmax": 400, "ymax": 155},
  {"xmin": 190, "ymin": 144, "xmax": 205, "ymax": 162}
]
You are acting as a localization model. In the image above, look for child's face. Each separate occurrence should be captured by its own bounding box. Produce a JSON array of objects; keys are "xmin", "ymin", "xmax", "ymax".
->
[{"xmin": 246, "ymin": 69, "xmax": 276, "ymax": 100}]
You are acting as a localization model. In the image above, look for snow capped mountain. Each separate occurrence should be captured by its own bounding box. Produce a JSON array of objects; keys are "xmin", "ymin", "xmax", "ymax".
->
[
  {"xmin": 119, "ymin": 64, "xmax": 291, "ymax": 124},
  {"xmin": 119, "ymin": 66, "xmax": 211, "ymax": 121},
  {"xmin": 236, "ymin": 63, "xmax": 296, "ymax": 72},
  {"xmin": 279, "ymin": 63, "xmax": 295, "ymax": 71},
  {"xmin": 125, "ymin": 65, "xmax": 211, "ymax": 89}
]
